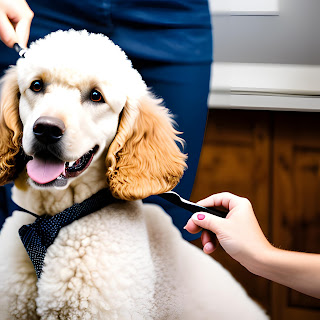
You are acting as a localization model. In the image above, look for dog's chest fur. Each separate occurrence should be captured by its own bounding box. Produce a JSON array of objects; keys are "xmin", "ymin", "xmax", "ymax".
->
[{"xmin": 0, "ymin": 201, "xmax": 180, "ymax": 320}]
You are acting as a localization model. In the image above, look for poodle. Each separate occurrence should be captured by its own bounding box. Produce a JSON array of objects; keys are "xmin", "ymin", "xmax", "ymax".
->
[{"xmin": 0, "ymin": 30, "xmax": 268, "ymax": 319}]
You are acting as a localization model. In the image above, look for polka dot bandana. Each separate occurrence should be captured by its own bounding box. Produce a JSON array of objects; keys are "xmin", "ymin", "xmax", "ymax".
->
[{"xmin": 19, "ymin": 188, "xmax": 117, "ymax": 279}]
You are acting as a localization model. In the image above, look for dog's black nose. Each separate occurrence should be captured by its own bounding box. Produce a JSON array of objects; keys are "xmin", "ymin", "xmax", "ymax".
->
[{"xmin": 33, "ymin": 116, "xmax": 65, "ymax": 145}]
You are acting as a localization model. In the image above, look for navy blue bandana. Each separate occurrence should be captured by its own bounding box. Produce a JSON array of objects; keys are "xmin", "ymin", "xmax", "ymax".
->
[{"xmin": 19, "ymin": 188, "xmax": 117, "ymax": 279}]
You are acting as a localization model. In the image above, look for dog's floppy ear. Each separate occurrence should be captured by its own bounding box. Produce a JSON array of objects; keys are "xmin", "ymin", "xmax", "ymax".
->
[
  {"xmin": 106, "ymin": 93, "xmax": 187, "ymax": 200},
  {"xmin": 0, "ymin": 67, "xmax": 23, "ymax": 185}
]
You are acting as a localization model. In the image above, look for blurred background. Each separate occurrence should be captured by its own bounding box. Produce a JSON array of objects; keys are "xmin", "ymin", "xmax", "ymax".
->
[{"xmin": 190, "ymin": 0, "xmax": 320, "ymax": 319}]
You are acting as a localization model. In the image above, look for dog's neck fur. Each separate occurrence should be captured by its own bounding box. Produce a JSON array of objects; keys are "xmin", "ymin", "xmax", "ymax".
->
[{"xmin": 12, "ymin": 154, "xmax": 109, "ymax": 215}]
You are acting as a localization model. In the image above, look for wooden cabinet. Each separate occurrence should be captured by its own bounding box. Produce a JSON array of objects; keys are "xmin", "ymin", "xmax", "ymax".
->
[{"xmin": 191, "ymin": 110, "xmax": 320, "ymax": 319}]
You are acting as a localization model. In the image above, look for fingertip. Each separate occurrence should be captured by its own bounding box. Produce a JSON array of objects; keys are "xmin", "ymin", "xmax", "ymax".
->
[
  {"xmin": 203, "ymin": 242, "xmax": 215, "ymax": 254},
  {"xmin": 16, "ymin": 20, "xmax": 31, "ymax": 48},
  {"xmin": 0, "ymin": 29, "xmax": 17, "ymax": 48},
  {"xmin": 0, "ymin": 18, "xmax": 18, "ymax": 48},
  {"xmin": 196, "ymin": 199, "xmax": 206, "ymax": 206},
  {"xmin": 183, "ymin": 219, "xmax": 202, "ymax": 234}
]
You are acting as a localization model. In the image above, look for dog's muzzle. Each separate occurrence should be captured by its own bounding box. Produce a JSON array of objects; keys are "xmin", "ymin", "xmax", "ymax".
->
[
  {"xmin": 33, "ymin": 116, "xmax": 65, "ymax": 145},
  {"xmin": 26, "ymin": 116, "xmax": 99, "ymax": 187}
]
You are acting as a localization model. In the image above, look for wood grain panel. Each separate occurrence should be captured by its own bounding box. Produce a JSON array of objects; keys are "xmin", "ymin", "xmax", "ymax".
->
[
  {"xmin": 191, "ymin": 110, "xmax": 320, "ymax": 319},
  {"xmin": 191, "ymin": 109, "xmax": 272, "ymax": 313},
  {"xmin": 272, "ymin": 112, "xmax": 320, "ymax": 319}
]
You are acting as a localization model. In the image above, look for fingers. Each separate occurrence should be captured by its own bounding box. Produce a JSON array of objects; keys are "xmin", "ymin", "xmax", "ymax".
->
[
  {"xmin": 185, "ymin": 213, "xmax": 221, "ymax": 254},
  {"xmin": 0, "ymin": 12, "xmax": 17, "ymax": 47},
  {"xmin": 184, "ymin": 213, "xmax": 220, "ymax": 254},
  {"xmin": 184, "ymin": 218, "xmax": 203, "ymax": 234},
  {"xmin": 15, "ymin": 12, "xmax": 33, "ymax": 47},
  {"xmin": 201, "ymin": 230, "xmax": 218, "ymax": 254},
  {"xmin": 0, "ymin": 0, "xmax": 33, "ymax": 48},
  {"xmin": 190, "ymin": 212, "xmax": 224, "ymax": 235},
  {"xmin": 197, "ymin": 192, "xmax": 247, "ymax": 212}
]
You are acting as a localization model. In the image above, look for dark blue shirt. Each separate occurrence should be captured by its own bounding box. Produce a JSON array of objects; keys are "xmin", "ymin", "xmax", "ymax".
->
[{"xmin": 0, "ymin": 0, "xmax": 212, "ymax": 74}]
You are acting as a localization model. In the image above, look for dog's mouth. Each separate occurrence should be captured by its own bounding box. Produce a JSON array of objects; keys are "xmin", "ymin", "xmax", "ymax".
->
[{"xmin": 26, "ymin": 145, "xmax": 99, "ymax": 187}]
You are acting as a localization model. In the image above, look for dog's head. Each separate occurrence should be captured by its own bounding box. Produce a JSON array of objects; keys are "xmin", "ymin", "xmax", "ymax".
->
[{"xmin": 0, "ymin": 30, "xmax": 187, "ymax": 200}]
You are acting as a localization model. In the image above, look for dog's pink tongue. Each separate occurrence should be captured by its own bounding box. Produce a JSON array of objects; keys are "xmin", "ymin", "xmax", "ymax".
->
[{"xmin": 27, "ymin": 158, "xmax": 65, "ymax": 184}]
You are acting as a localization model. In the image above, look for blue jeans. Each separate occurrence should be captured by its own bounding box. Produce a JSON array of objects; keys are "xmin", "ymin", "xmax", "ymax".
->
[{"xmin": 0, "ymin": 0, "xmax": 212, "ymax": 240}]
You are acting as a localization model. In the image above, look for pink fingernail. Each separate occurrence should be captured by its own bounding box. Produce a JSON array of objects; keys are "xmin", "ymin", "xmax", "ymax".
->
[
  {"xmin": 197, "ymin": 213, "xmax": 205, "ymax": 220},
  {"xmin": 204, "ymin": 242, "xmax": 214, "ymax": 254}
]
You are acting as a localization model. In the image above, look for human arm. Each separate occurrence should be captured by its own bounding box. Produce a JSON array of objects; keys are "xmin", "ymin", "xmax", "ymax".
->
[
  {"xmin": 184, "ymin": 192, "xmax": 320, "ymax": 299},
  {"xmin": 0, "ymin": 0, "xmax": 33, "ymax": 48}
]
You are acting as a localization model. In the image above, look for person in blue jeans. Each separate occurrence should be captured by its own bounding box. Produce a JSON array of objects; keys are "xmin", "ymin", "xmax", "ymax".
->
[{"xmin": 0, "ymin": 0, "xmax": 212, "ymax": 240}]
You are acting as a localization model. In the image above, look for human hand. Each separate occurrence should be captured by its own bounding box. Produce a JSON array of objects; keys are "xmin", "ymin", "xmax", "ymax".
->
[
  {"xmin": 184, "ymin": 192, "xmax": 273, "ymax": 270},
  {"xmin": 0, "ymin": 0, "xmax": 33, "ymax": 48},
  {"xmin": 186, "ymin": 192, "xmax": 320, "ymax": 298}
]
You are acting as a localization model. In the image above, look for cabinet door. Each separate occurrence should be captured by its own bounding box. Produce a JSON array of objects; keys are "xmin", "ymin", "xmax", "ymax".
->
[
  {"xmin": 272, "ymin": 112, "xmax": 320, "ymax": 320},
  {"xmin": 191, "ymin": 109, "xmax": 272, "ymax": 313}
]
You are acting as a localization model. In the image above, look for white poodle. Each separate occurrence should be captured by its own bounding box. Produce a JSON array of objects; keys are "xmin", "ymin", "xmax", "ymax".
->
[{"xmin": 0, "ymin": 30, "xmax": 268, "ymax": 319}]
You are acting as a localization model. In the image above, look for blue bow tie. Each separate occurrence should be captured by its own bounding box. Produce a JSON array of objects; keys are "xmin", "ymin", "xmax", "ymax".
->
[{"xmin": 19, "ymin": 188, "xmax": 117, "ymax": 279}]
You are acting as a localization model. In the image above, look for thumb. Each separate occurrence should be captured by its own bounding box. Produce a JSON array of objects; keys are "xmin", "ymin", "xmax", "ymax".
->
[{"xmin": 191, "ymin": 212, "xmax": 225, "ymax": 235}]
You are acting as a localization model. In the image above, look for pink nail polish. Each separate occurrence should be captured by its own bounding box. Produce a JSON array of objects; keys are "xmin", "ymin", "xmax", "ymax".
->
[{"xmin": 197, "ymin": 213, "xmax": 205, "ymax": 220}]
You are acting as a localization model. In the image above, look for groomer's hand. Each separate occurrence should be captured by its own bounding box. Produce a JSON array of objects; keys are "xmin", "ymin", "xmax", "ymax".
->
[
  {"xmin": 184, "ymin": 192, "xmax": 272, "ymax": 268},
  {"xmin": 185, "ymin": 192, "xmax": 320, "ymax": 299},
  {"xmin": 0, "ymin": 0, "xmax": 33, "ymax": 48}
]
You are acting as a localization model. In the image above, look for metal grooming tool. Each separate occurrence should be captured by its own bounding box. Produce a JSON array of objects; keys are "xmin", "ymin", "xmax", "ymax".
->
[{"xmin": 158, "ymin": 191, "xmax": 228, "ymax": 218}]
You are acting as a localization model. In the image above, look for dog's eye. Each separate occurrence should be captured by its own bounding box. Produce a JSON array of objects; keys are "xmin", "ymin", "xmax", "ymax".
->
[
  {"xmin": 30, "ymin": 80, "xmax": 43, "ymax": 93},
  {"xmin": 90, "ymin": 89, "xmax": 104, "ymax": 103}
]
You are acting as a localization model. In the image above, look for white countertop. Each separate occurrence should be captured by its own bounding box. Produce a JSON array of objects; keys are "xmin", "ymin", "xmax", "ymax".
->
[{"xmin": 209, "ymin": 63, "xmax": 320, "ymax": 111}]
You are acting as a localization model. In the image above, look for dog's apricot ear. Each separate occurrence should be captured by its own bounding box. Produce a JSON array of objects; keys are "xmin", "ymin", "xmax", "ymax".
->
[
  {"xmin": 106, "ymin": 94, "xmax": 187, "ymax": 200},
  {"xmin": 0, "ymin": 67, "xmax": 23, "ymax": 185}
]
